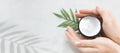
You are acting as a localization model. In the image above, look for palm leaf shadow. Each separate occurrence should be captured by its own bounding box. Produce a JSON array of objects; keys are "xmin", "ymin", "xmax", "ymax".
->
[{"xmin": 0, "ymin": 21, "xmax": 41, "ymax": 53}]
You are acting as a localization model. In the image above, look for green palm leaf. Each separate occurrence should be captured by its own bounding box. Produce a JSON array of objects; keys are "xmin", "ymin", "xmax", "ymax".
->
[
  {"xmin": 53, "ymin": 9, "xmax": 79, "ymax": 32},
  {"xmin": 70, "ymin": 9, "xmax": 76, "ymax": 22},
  {"xmin": 58, "ymin": 20, "xmax": 73, "ymax": 27},
  {"xmin": 61, "ymin": 9, "xmax": 71, "ymax": 20},
  {"xmin": 53, "ymin": 13, "xmax": 64, "ymax": 19}
]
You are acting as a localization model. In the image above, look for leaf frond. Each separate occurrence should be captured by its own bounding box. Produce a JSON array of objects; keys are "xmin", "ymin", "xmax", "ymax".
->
[{"xmin": 54, "ymin": 9, "xmax": 79, "ymax": 32}]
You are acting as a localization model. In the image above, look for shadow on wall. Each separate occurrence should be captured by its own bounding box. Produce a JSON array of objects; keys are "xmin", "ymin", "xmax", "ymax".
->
[{"xmin": 0, "ymin": 21, "xmax": 41, "ymax": 53}]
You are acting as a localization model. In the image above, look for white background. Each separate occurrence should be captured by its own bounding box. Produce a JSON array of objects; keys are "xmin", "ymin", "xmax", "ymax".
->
[{"xmin": 0, "ymin": 0, "xmax": 120, "ymax": 53}]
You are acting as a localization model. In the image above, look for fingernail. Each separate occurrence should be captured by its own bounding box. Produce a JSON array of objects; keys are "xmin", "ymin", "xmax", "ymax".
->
[
  {"xmin": 75, "ymin": 13, "xmax": 79, "ymax": 17},
  {"xmin": 67, "ymin": 26, "xmax": 70, "ymax": 29},
  {"xmin": 96, "ymin": 6, "xmax": 101, "ymax": 13},
  {"xmin": 75, "ymin": 41, "xmax": 81, "ymax": 47},
  {"xmin": 66, "ymin": 26, "xmax": 70, "ymax": 31},
  {"xmin": 97, "ymin": 6, "xmax": 100, "ymax": 10}
]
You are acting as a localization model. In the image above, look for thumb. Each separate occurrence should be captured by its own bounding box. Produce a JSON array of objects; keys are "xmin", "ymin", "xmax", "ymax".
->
[{"xmin": 96, "ymin": 6, "xmax": 110, "ymax": 21}]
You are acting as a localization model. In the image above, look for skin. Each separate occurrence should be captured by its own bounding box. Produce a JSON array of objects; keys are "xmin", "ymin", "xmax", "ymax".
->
[{"xmin": 65, "ymin": 7, "xmax": 120, "ymax": 53}]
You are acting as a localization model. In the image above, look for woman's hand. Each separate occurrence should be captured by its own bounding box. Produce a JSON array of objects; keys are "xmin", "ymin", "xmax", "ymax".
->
[
  {"xmin": 75, "ymin": 6, "xmax": 120, "ymax": 45},
  {"xmin": 66, "ymin": 26, "xmax": 120, "ymax": 53}
]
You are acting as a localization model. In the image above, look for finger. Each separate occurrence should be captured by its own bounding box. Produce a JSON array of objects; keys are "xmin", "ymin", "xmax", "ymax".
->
[
  {"xmin": 79, "ymin": 8, "xmax": 98, "ymax": 15},
  {"xmin": 75, "ymin": 7, "xmax": 100, "ymax": 18},
  {"xmin": 66, "ymin": 31, "xmax": 96, "ymax": 47},
  {"xmin": 67, "ymin": 26, "xmax": 85, "ymax": 39},
  {"xmin": 75, "ymin": 13, "xmax": 90, "ymax": 18},
  {"xmin": 66, "ymin": 31, "xmax": 76, "ymax": 45},
  {"xmin": 79, "ymin": 48, "xmax": 98, "ymax": 53},
  {"xmin": 96, "ymin": 6, "xmax": 112, "ymax": 21},
  {"xmin": 75, "ymin": 40, "xmax": 96, "ymax": 47}
]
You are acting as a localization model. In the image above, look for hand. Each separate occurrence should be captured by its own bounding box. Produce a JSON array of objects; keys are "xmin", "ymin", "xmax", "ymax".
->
[
  {"xmin": 66, "ymin": 26, "xmax": 120, "ymax": 53},
  {"xmin": 75, "ymin": 6, "xmax": 120, "ymax": 45}
]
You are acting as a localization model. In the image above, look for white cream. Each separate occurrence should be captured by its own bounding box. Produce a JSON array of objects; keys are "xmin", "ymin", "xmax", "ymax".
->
[{"xmin": 79, "ymin": 16, "xmax": 101, "ymax": 37}]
